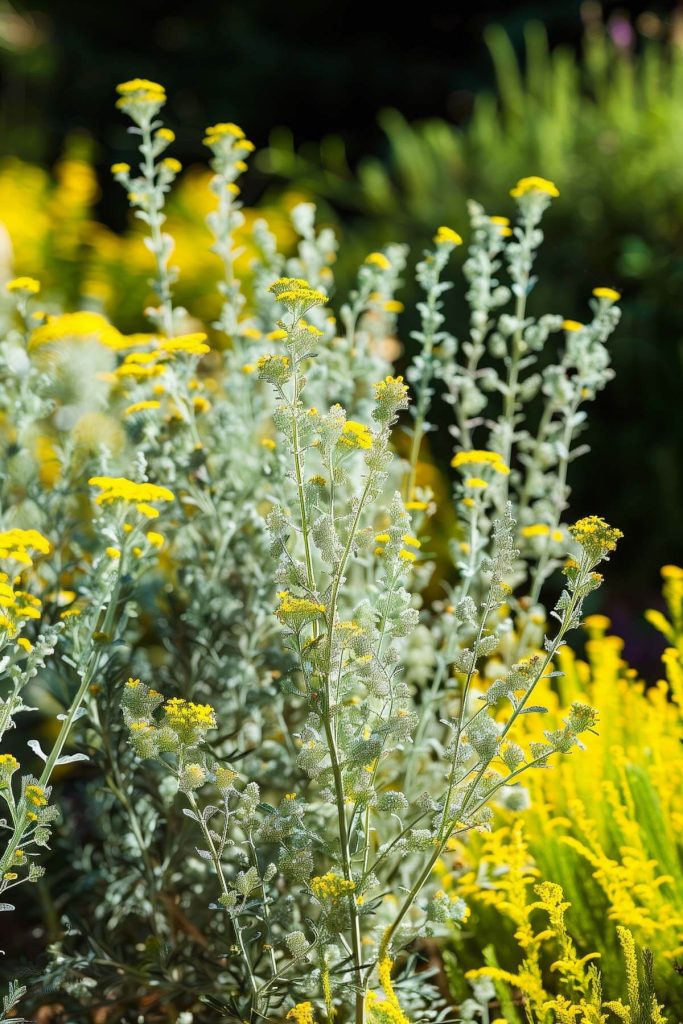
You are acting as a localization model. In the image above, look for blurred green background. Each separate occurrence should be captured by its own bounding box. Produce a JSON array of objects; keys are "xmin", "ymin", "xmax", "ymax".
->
[{"xmin": 1, "ymin": 0, "xmax": 681, "ymax": 669}]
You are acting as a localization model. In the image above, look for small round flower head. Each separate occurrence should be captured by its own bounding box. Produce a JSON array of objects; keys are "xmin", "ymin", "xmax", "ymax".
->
[
  {"xmin": 5, "ymin": 277, "xmax": 40, "ymax": 295},
  {"xmin": 0, "ymin": 753, "xmax": 20, "ymax": 782},
  {"xmin": 434, "ymin": 225, "xmax": 463, "ymax": 247},
  {"xmin": 257, "ymin": 353, "xmax": 292, "ymax": 385},
  {"xmin": 276, "ymin": 590, "xmax": 326, "ymax": 629},
  {"xmin": 584, "ymin": 614, "xmax": 611, "ymax": 635},
  {"xmin": 510, "ymin": 175, "xmax": 559, "ymax": 199},
  {"xmin": 593, "ymin": 286, "xmax": 621, "ymax": 302},
  {"xmin": 110, "ymin": 162, "xmax": 130, "ymax": 177},
  {"xmin": 268, "ymin": 277, "xmax": 328, "ymax": 317},
  {"xmin": 562, "ymin": 319, "xmax": 583, "ymax": 332},
  {"xmin": 566, "ymin": 701, "xmax": 599, "ymax": 734},
  {"xmin": 490, "ymin": 215, "xmax": 512, "ymax": 237},
  {"xmin": 160, "ymin": 157, "xmax": 182, "ymax": 175},
  {"xmin": 365, "ymin": 251, "xmax": 391, "ymax": 270},
  {"xmin": 310, "ymin": 871, "xmax": 356, "ymax": 904},
  {"xmin": 373, "ymin": 375, "xmax": 409, "ymax": 424},
  {"xmin": 286, "ymin": 1003, "xmax": 315, "ymax": 1024},
  {"xmin": 128, "ymin": 721, "xmax": 160, "ymax": 759},
  {"xmin": 158, "ymin": 333, "xmax": 210, "ymax": 356},
  {"xmin": 164, "ymin": 697, "xmax": 216, "ymax": 747},
  {"xmin": 451, "ymin": 449, "xmax": 510, "ymax": 476},
  {"xmin": 569, "ymin": 515, "xmax": 623, "ymax": 561},
  {"xmin": 215, "ymin": 765, "xmax": 237, "ymax": 791},
  {"xmin": 203, "ymin": 121, "xmax": 245, "ymax": 146},
  {"xmin": 24, "ymin": 783, "xmax": 48, "ymax": 808},
  {"xmin": 115, "ymin": 78, "xmax": 166, "ymax": 120},
  {"xmin": 339, "ymin": 420, "xmax": 373, "ymax": 451},
  {"xmin": 179, "ymin": 762, "xmax": 207, "ymax": 792}
]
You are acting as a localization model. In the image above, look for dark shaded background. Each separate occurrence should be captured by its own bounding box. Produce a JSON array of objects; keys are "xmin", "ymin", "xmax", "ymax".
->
[{"xmin": 1, "ymin": 0, "xmax": 681, "ymax": 672}]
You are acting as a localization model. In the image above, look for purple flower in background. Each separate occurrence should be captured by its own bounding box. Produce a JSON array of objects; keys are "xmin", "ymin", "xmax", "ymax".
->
[{"xmin": 609, "ymin": 15, "xmax": 636, "ymax": 49}]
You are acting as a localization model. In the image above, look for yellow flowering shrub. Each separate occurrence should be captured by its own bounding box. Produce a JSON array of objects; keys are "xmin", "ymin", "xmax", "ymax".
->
[{"xmin": 440, "ymin": 571, "xmax": 683, "ymax": 1016}]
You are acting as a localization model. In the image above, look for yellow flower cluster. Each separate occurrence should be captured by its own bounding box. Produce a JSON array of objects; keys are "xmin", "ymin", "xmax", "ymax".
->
[
  {"xmin": 29, "ymin": 311, "xmax": 128, "ymax": 351},
  {"xmin": 25, "ymin": 783, "xmax": 47, "ymax": 807},
  {"xmin": 286, "ymin": 1003, "xmax": 316, "ymax": 1024},
  {"xmin": 510, "ymin": 175, "xmax": 560, "ymax": 198},
  {"xmin": 340, "ymin": 420, "xmax": 373, "ymax": 450},
  {"xmin": 0, "ymin": 529, "xmax": 50, "ymax": 565},
  {"xmin": 115, "ymin": 78, "xmax": 166, "ymax": 111},
  {"xmin": 203, "ymin": 122, "xmax": 255, "ymax": 152},
  {"xmin": 0, "ymin": 576, "xmax": 42, "ymax": 638},
  {"xmin": 365, "ymin": 251, "xmax": 391, "ymax": 270},
  {"xmin": 569, "ymin": 515, "xmax": 623, "ymax": 556},
  {"xmin": 490, "ymin": 215, "xmax": 512, "ymax": 237},
  {"xmin": 0, "ymin": 753, "xmax": 20, "ymax": 780},
  {"xmin": 88, "ymin": 476, "xmax": 175, "ymax": 506},
  {"xmin": 310, "ymin": 871, "xmax": 356, "ymax": 903},
  {"xmin": 5, "ymin": 276, "xmax": 40, "ymax": 294},
  {"xmin": 158, "ymin": 333, "xmax": 210, "ymax": 356},
  {"xmin": 373, "ymin": 375, "xmax": 409, "ymax": 405},
  {"xmin": 451, "ymin": 449, "xmax": 510, "ymax": 475},
  {"xmin": 521, "ymin": 523, "xmax": 564, "ymax": 542},
  {"xmin": 164, "ymin": 697, "xmax": 215, "ymax": 729},
  {"xmin": 276, "ymin": 591, "xmax": 326, "ymax": 624},
  {"xmin": 366, "ymin": 936, "xmax": 412, "ymax": 1024},
  {"xmin": 450, "ymin": 593, "xmax": 683, "ymax": 995},
  {"xmin": 268, "ymin": 277, "xmax": 328, "ymax": 308}
]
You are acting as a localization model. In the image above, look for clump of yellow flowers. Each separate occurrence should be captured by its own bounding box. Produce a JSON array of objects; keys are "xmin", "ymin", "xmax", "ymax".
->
[{"xmin": 0, "ymin": 78, "xmax": 654, "ymax": 1024}]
